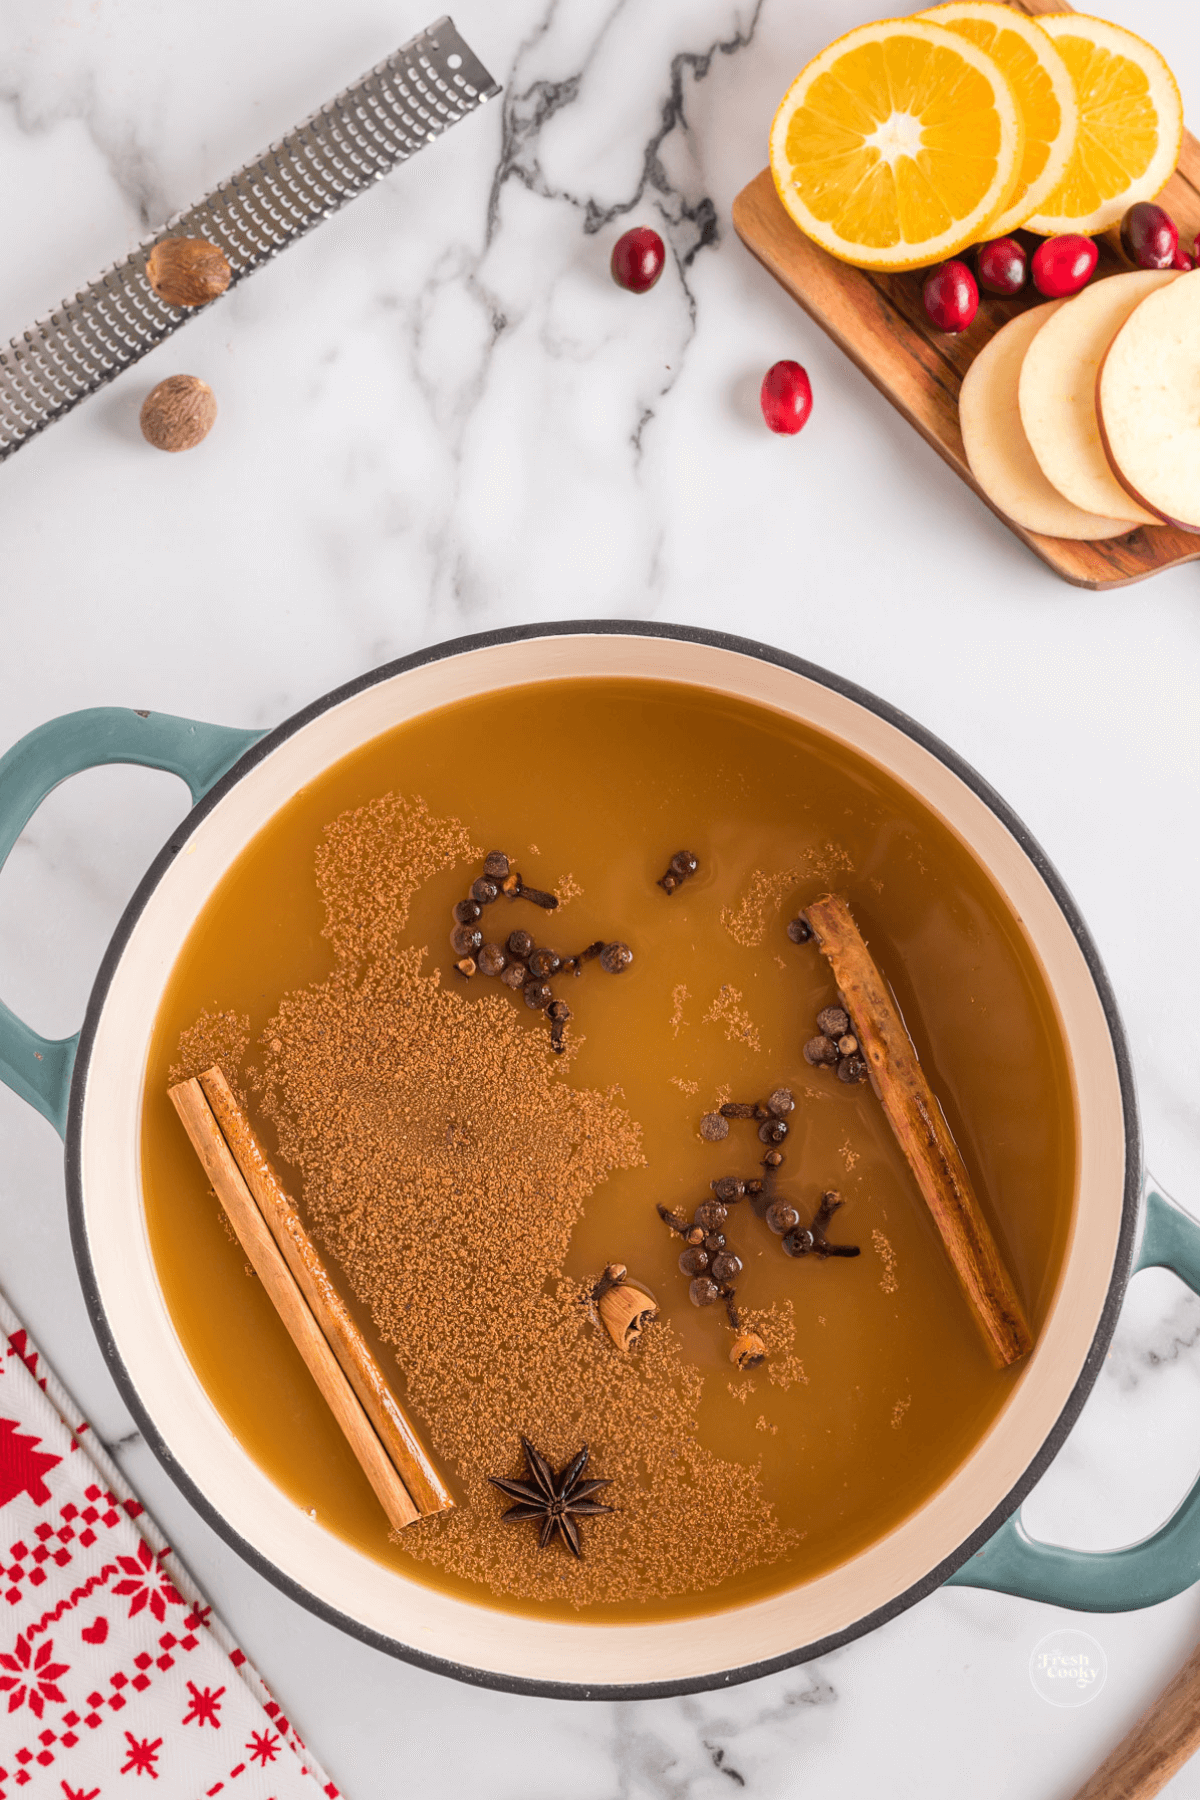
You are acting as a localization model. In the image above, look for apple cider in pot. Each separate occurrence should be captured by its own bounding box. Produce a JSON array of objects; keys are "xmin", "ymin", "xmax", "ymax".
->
[{"xmin": 141, "ymin": 677, "xmax": 1074, "ymax": 1624}]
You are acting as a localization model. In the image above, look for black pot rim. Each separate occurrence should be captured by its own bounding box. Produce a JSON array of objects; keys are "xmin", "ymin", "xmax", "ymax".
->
[{"xmin": 63, "ymin": 619, "xmax": 1141, "ymax": 1702}]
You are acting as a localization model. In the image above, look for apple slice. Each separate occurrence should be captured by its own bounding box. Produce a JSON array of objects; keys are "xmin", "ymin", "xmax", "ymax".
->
[
  {"xmin": 1019, "ymin": 271, "xmax": 1176, "ymax": 527},
  {"xmin": 1098, "ymin": 269, "xmax": 1200, "ymax": 532},
  {"xmin": 960, "ymin": 305, "xmax": 1130, "ymax": 541}
]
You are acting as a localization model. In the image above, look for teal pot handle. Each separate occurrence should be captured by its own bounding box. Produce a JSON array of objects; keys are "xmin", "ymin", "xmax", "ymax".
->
[
  {"xmin": 948, "ymin": 1186, "xmax": 1200, "ymax": 1612},
  {"xmin": 0, "ymin": 708, "xmax": 263, "ymax": 1137}
]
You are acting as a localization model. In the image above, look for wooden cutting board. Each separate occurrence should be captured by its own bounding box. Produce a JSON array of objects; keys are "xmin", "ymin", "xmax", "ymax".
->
[{"xmin": 731, "ymin": 0, "xmax": 1200, "ymax": 589}]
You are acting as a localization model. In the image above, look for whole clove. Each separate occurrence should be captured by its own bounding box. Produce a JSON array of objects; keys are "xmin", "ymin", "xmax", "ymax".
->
[
  {"xmin": 456, "ymin": 850, "xmax": 624, "ymax": 1056},
  {"xmin": 787, "ymin": 915, "xmax": 813, "ymax": 944},
  {"xmin": 782, "ymin": 1191, "xmax": 859, "ymax": 1260},
  {"xmin": 700, "ymin": 1112, "xmax": 729, "ymax": 1142}
]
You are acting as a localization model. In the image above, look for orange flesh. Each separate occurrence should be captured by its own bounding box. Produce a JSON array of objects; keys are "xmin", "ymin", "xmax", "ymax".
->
[{"xmin": 140, "ymin": 677, "xmax": 1075, "ymax": 1623}]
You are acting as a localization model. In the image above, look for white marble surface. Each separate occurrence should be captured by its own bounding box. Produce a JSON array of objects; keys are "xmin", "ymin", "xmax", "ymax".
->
[{"xmin": 2, "ymin": 0, "xmax": 1200, "ymax": 1792}]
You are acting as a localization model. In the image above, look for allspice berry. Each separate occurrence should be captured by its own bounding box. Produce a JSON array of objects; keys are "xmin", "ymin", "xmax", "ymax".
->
[
  {"xmin": 146, "ymin": 237, "xmax": 231, "ymax": 307},
  {"xmin": 140, "ymin": 375, "xmax": 217, "ymax": 453}
]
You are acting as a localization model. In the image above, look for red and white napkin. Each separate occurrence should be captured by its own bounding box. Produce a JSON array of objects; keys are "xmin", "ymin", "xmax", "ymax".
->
[{"xmin": 0, "ymin": 1288, "xmax": 342, "ymax": 1798}]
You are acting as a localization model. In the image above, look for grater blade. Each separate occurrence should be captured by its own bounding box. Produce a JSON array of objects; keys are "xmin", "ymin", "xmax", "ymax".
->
[{"xmin": 0, "ymin": 16, "xmax": 499, "ymax": 461}]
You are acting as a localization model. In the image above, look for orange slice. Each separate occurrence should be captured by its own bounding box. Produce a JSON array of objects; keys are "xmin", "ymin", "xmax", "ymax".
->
[
  {"xmin": 918, "ymin": 2, "xmax": 1076, "ymax": 236},
  {"xmin": 1024, "ymin": 14, "xmax": 1182, "ymax": 235},
  {"xmin": 769, "ymin": 18, "xmax": 1023, "ymax": 272}
]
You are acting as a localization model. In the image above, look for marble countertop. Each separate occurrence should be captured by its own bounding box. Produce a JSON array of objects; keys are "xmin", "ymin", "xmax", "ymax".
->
[{"xmin": 2, "ymin": 0, "xmax": 1200, "ymax": 1793}]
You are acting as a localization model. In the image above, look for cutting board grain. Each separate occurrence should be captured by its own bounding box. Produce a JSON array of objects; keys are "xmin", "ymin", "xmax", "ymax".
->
[{"xmin": 731, "ymin": 0, "xmax": 1200, "ymax": 589}]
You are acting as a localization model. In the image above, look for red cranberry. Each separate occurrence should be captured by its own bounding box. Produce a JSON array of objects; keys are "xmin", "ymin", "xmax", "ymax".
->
[
  {"xmin": 1120, "ymin": 202, "xmax": 1177, "ymax": 270},
  {"xmin": 922, "ymin": 260, "xmax": 978, "ymax": 332},
  {"xmin": 611, "ymin": 227, "xmax": 666, "ymax": 293},
  {"xmin": 1031, "ymin": 234, "xmax": 1098, "ymax": 298},
  {"xmin": 976, "ymin": 236, "xmax": 1028, "ymax": 296},
  {"xmin": 1173, "ymin": 245, "xmax": 1194, "ymax": 271},
  {"xmin": 760, "ymin": 360, "xmax": 813, "ymax": 435}
]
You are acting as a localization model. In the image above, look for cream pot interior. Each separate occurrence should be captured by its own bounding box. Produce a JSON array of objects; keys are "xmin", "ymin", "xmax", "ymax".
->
[{"xmin": 73, "ymin": 631, "xmax": 1128, "ymax": 1693}]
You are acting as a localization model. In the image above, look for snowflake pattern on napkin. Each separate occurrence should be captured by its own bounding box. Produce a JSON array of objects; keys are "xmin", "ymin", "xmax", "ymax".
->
[{"xmin": 0, "ymin": 1290, "xmax": 342, "ymax": 1798}]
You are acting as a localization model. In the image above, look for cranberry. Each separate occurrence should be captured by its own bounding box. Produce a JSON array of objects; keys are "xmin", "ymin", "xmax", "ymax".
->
[
  {"xmin": 922, "ymin": 260, "xmax": 978, "ymax": 332},
  {"xmin": 610, "ymin": 226, "xmax": 666, "ymax": 293},
  {"xmin": 760, "ymin": 360, "xmax": 813, "ymax": 435},
  {"xmin": 976, "ymin": 236, "xmax": 1028, "ymax": 296},
  {"xmin": 1031, "ymin": 234, "xmax": 1098, "ymax": 298},
  {"xmin": 1173, "ymin": 245, "xmax": 1194, "ymax": 271},
  {"xmin": 1120, "ymin": 202, "xmax": 1177, "ymax": 270}
]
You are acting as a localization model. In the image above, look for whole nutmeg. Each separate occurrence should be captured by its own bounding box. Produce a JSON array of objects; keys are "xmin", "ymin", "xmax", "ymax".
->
[
  {"xmin": 145, "ymin": 237, "xmax": 231, "ymax": 307},
  {"xmin": 140, "ymin": 375, "xmax": 217, "ymax": 452}
]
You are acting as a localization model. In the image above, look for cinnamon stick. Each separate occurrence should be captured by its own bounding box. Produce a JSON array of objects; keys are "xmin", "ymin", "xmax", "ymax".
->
[
  {"xmin": 196, "ymin": 1066, "xmax": 451, "ymax": 1518},
  {"xmin": 168, "ymin": 1077, "xmax": 421, "ymax": 1531},
  {"xmin": 1069, "ymin": 1639, "xmax": 1200, "ymax": 1800},
  {"xmin": 804, "ymin": 895, "xmax": 1033, "ymax": 1367}
]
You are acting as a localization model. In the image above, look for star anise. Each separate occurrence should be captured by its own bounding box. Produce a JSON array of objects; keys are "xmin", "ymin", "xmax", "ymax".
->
[{"xmin": 488, "ymin": 1438, "xmax": 614, "ymax": 1558}]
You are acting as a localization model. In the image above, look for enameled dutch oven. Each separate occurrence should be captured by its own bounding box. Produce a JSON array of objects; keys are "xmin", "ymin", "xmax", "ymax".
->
[{"xmin": 2, "ymin": 621, "xmax": 1199, "ymax": 1701}]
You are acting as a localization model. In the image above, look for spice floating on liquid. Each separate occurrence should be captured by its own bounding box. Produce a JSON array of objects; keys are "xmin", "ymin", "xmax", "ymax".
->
[
  {"xmin": 657, "ymin": 850, "xmax": 699, "ymax": 895},
  {"xmin": 780, "ymin": 1189, "xmax": 859, "ymax": 1260},
  {"xmin": 725, "ymin": 1298, "xmax": 767, "ymax": 1371},
  {"xmin": 801, "ymin": 893, "xmax": 1033, "ymax": 1366},
  {"xmin": 488, "ymin": 1438, "xmax": 614, "ymax": 1559},
  {"xmin": 803, "ymin": 1004, "xmax": 868, "ymax": 1084},
  {"xmin": 592, "ymin": 1264, "xmax": 659, "ymax": 1353},
  {"xmin": 678, "ymin": 1090, "xmax": 861, "ymax": 1328},
  {"xmin": 451, "ymin": 852, "xmax": 631, "ymax": 1053}
]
